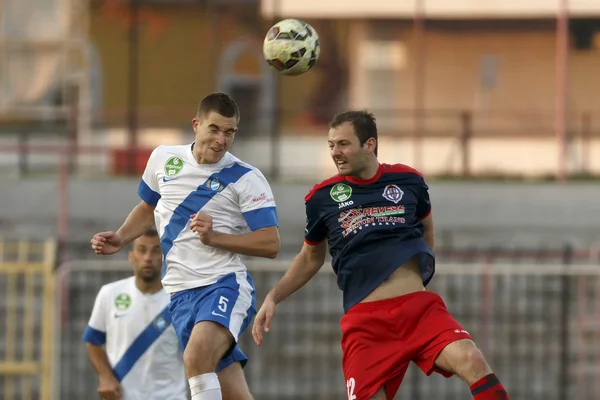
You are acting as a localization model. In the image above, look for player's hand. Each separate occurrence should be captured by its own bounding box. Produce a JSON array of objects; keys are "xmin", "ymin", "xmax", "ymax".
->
[
  {"xmin": 97, "ymin": 374, "xmax": 122, "ymax": 400},
  {"xmin": 252, "ymin": 296, "xmax": 277, "ymax": 346},
  {"xmin": 90, "ymin": 232, "xmax": 123, "ymax": 255},
  {"xmin": 190, "ymin": 212, "xmax": 215, "ymax": 245}
]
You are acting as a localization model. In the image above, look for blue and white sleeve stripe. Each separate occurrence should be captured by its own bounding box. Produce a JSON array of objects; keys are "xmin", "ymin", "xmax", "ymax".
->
[
  {"xmin": 138, "ymin": 179, "xmax": 161, "ymax": 206},
  {"xmin": 82, "ymin": 325, "xmax": 106, "ymax": 345},
  {"xmin": 243, "ymin": 207, "xmax": 278, "ymax": 231}
]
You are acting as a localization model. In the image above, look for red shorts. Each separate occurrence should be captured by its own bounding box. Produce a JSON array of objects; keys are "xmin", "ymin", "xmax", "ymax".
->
[{"xmin": 340, "ymin": 291, "xmax": 472, "ymax": 400}]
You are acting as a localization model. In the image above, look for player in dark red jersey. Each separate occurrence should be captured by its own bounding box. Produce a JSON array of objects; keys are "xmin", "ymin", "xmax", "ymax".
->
[{"xmin": 252, "ymin": 110, "xmax": 509, "ymax": 400}]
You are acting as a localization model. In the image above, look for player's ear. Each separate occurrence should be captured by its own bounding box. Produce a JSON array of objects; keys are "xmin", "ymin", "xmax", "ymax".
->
[
  {"xmin": 364, "ymin": 137, "xmax": 377, "ymax": 155},
  {"xmin": 127, "ymin": 250, "xmax": 134, "ymax": 265},
  {"xmin": 192, "ymin": 118, "xmax": 199, "ymax": 133}
]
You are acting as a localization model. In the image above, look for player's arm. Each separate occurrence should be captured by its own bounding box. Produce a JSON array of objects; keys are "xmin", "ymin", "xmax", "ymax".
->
[
  {"xmin": 82, "ymin": 287, "xmax": 122, "ymax": 399},
  {"xmin": 252, "ymin": 192, "xmax": 327, "ymax": 346},
  {"xmin": 115, "ymin": 200, "xmax": 156, "ymax": 247},
  {"xmin": 192, "ymin": 169, "xmax": 280, "ymax": 258},
  {"xmin": 85, "ymin": 343, "xmax": 116, "ymax": 382},
  {"xmin": 202, "ymin": 225, "xmax": 280, "ymax": 259},
  {"xmin": 267, "ymin": 192, "xmax": 329, "ymax": 302},
  {"xmin": 92, "ymin": 148, "xmax": 161, "ymax": 255},
  {"xmin": 116, "ymin": 148, "xmax": 162, "ymax": 247},
  {"xmin": 91, "ymin": 200, "xmax": 155, "ymax": 256},
  {"xmin": 268, "ymin": 240, "xmax": 327, "ymax": 304},
  {"xmin": 252, "ymin": 241, "xmax": 326, "ymax": 346}
]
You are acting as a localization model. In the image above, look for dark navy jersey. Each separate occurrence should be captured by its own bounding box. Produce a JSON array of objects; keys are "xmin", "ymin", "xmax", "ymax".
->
[{"xmin": 304, "ymin": 163, "xmax": 435, "ymax": 313}]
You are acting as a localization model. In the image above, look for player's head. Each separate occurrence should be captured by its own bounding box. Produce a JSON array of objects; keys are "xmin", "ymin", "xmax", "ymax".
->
[
  {"xmin": 192, "ymin": 92, "xmax": 240, "ymax": 164},
  {"xmin": 328, "ymin": 110, "xmax": 378, "ymax": 176},
  {"xmin": 128, "ymin": 229, "xmax": 162, "ymax": 283}
]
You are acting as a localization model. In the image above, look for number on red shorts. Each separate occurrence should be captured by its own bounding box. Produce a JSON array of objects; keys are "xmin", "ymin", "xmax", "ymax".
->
[{"xmin": 346, "ymin": 377, "xmax": 356, "ymax": 400}]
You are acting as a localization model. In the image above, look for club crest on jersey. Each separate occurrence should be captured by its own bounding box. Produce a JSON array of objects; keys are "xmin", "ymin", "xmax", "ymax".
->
[
  {"xmin": 154, "ymin": 315, "xmax": 168, "ymax": 331},
  {"xmin": 206, "ymin": 178, "xmax": 224, "ymax": 192},
  {"xmin": 382, "ymin": 185, "xmax": 404, "ymax": 204}
]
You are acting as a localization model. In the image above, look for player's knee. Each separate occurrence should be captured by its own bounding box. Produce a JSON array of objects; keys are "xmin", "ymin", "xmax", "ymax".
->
[
  {"xmin": 182, "ymin": 345, "xmax": 207, "ymax": 374},
  {"xmin": 183, "ymin": 341, "xmax": 221, "ymax": 374},
  {"xmin": 219, "ymin": 362, "xmax": 253, "ymax": 400},
  {"xmin": 460, "ymin": 346, "xmax": 491, "ymax": 383},
  {"xmin": 184, "ymin": 323, "xmax": 234, "ymax": 375}
]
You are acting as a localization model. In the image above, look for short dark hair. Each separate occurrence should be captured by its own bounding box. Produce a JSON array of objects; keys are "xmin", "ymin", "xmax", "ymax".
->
[
  {"xmin": 131, "ymin": 228, "xmax": 159, "ymax": 249},
  {"xmin": 330, "ymin": 110, "xmax": 378, "ymax": 156},
  {"xmin": 141, "ymin": 228, "xmax": 158, "ymax": 238},
  {"xmin": 196, "ymin": 92, "xmax": 240, "ymax": 122}
]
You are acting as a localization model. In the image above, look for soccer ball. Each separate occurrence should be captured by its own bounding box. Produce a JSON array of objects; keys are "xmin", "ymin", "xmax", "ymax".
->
[{"xmin": 263, "ymin": 19, "xmax": 320, "ymax": 76}]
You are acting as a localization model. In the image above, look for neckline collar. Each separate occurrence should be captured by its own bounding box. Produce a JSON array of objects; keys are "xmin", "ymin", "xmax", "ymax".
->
[{"xmin": 345, "ymin": 163, "xmax": 383, "ymax": 185}]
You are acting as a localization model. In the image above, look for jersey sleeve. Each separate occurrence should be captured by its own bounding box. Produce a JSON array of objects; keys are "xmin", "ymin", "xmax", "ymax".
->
[
  {"xmin": 304, "ymin": 195, "xmax": 327, "ymax": 245},
  {"xmin": 416, "ymin": 176, "xmax": 432, "ymax": 220},
  {"xmin": 235, "ymin": 169, "xmax": 278, "ymax": 231},
  {"xmin": 82, "ymin": 286, "xmax": 108, "ymax": 346},
  {"xmin": 137, "ymin": 147, "xmax": 161, "ymax": 207}
]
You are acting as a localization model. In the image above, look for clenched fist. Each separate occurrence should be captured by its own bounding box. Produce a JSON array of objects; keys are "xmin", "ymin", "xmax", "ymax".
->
[
  {"xmin": 97, "ymin": 374, "xmax": 122, "ymax": 400},
  {"xmin": 190, "ymin": 212, "xmax": 215, "ymax": 246},
  {"xmin": 90, "ymin": 232, "xmax": 123, "ymax": 255}
]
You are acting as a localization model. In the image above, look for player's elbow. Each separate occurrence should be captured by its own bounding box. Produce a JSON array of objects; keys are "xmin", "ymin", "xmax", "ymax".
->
[
  {"xmin": 257, "ymin": 227, "xmax": 280, "ymax": 259},
  {"xmin": 264, "ymin": 235, "xmax": 280, "ymax": 259},
  {"xmin": 138, "ymin": 199, "xmax": 156, "ymax": 214},
  {"xmin": 300, "ymin": 241, "xmax": 326, "ymax": 273},
  {"xmin": 85, "ymin": 342, "xmax": 105, "ymax": 359}
]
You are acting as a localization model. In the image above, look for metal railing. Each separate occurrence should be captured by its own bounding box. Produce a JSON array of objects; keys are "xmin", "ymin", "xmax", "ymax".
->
[
  {"xmin": 0, "ymin": 238, "xmax": 57, "ymax": 400},
  {"xmin": 0, "ymin": 109, "xmax": 599, "ymax": 180},
  {"xmin": 54, "ymin": 258, "xmax": 600, "ymax": 400}
]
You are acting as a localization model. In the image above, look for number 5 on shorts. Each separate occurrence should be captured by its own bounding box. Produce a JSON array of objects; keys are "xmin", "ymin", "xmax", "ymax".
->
[{"xmin": 218, "ymin": 296, "xmax": 229, "ymax": 313}]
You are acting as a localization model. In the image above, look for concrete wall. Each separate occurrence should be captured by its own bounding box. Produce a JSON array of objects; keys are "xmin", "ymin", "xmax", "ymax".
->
[{"xmin": 2, "ymin": 179, "xmax": 599, "ymax": 253}]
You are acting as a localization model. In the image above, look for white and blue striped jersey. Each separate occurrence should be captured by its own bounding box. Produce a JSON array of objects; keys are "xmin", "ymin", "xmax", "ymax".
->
[
  {"xmin": 137, "ymin": 144, "xmax": 278, "ymax": 294},
  {"xmin": 82, "ymin": 277, "xmax": 188, "ymax": 400}
]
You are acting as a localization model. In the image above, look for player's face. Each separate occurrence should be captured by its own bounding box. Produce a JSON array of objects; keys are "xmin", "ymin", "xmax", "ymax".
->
[
  {"xmin": 328, "ymin": 122, "xmax": 373, "ymax": 176},
  {"xmin": 192, "ymin": 111, "xmax": 238, "ymax": 164},
  {"xmin": 128, "ymin": 235, "xmax": 162, "ymax": 283}
]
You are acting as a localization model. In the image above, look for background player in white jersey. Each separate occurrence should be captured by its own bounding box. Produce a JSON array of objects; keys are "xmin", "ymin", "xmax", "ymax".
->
[
  {"xmin": 90, "ymin": 92, "xmax": 280, "ymax": 400},
  {"xmin": 83, "ymin": 229, "xmax": 188, "ymax": 400}
]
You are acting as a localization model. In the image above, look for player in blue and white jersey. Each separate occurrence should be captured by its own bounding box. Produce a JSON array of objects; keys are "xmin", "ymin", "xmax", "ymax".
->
[
  {"xmin": 83, "ymin": 229, "xmax": 188, "ymax": 400},
  {"xmin": 91, "ymin": 93, "xmax": 280, "ymax": 400}
]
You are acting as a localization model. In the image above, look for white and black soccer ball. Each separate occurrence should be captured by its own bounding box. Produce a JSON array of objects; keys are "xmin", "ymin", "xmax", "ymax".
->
[{"xmin": 263, "ymin": 19, "xmax": 320, "ymax": 76}]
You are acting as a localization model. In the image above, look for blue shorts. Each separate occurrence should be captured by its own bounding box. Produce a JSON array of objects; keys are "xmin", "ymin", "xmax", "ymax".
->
[{"xmin": 168, "ymin": 271, "xmax": 256, "ymax": 372}]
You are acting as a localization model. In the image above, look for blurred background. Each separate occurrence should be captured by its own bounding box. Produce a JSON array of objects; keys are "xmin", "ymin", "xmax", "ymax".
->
[{"xmin": 1, "ymin": 0, "xmax": 600, "ymax": 399}]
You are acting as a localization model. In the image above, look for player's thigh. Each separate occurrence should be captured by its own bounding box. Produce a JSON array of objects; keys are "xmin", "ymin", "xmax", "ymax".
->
[
  {"xmin": 346, "ymin": 369, "xmax": 406, "ymax": 400},
  {"xmin": 341, "ymin": 306, "xmax": 410, "ymax": 400},
  {"xmin": 409, "ymin": 293, "xmax": 489, "ymax": 384},
  {"xmin": 434, "ymin": 338, "xmax": 492, "ymax": 385},
  {"xmin": 217, "ymin": 361, "xmax": 253, "ymax": 400},
  {"xmin": 169, "ymin": 290, "xmax": 234, "ymax": 368},
  {"xmin": 185, "ymin": 321, "xmax": 234, "ymax": 370},
  {"xmin": 367, "ymin": 388, "xmax": 387, "ymax": 400},
  {"xmin": 199, "ymin": 272, "xmax": 256, "ymax": 343},
  {"xmin": 171, "ymin": 273, "xmax": 255, "ymax": 361}
]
